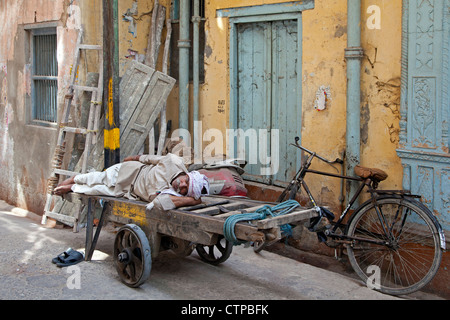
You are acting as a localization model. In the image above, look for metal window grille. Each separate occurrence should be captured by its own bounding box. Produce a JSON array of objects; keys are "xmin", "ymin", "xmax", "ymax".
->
[{"xmin": 32, "ymin": 28, "xmax": 58, "ymax": 124}]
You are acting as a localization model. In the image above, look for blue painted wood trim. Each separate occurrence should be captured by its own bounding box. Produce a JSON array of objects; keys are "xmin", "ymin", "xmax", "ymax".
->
[{"xmin": 216, "ymin": 0, "xmax": 314, "ymax": 18}]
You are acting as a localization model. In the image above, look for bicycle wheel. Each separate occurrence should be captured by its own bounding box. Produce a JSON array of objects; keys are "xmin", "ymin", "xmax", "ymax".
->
[{"xmin": 346, "ymin": 197, "xmax": 442, "ymax": 295}]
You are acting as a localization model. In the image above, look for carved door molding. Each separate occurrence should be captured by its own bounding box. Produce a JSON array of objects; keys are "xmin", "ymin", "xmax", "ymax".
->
[{"xmin": 397, "ymin": 0, "xmax": 450, "ymax": 230}]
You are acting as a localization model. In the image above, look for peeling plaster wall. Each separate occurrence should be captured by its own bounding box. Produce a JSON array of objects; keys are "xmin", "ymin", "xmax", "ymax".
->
[
  {"xmin": 181, "ymin": 0, "xmax": 403, "ymax": 212},
  {"xmin": 113, "ymin": 0, "xmax": 403, "ymax": 212},
  {"xmin": 0, "ymin": 0, "xmax": 78, "ymax": 214},
  {"xmin": 359, "ymin": 0, "xmax": 403, "ymax": 198},
  {"xmin": 0, "ymin": 0, "xmax": 405, "ymax": 218}
]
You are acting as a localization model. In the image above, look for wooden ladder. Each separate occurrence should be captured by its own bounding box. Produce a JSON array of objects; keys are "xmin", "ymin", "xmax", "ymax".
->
[{"xmin": 41, "ymin": 29, "xmax": 103, "ymax": 230}]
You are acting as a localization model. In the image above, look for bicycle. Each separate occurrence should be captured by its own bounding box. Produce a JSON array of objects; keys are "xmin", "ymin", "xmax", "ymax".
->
[{"xmin": 276, "ymin": 137, "xmax": 446, "ymax": 296}]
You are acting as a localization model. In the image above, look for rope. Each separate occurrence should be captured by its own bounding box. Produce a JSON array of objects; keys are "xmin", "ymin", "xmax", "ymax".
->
[{"xmin": 223, "ymin": 200, "xmax": 300, "ymax": 245}]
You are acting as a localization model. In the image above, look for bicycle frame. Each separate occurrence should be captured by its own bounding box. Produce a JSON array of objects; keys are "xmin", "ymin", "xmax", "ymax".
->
[
  {"xmin": 283, "ymin": 141, "xmax": 411, "ymax": 244},
  {"xmin": 288, "ymin": 151, "xmax": 363, "ymax": 230}
]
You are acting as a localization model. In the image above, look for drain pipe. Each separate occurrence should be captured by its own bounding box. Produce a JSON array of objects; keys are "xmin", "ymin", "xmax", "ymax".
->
[
  {"xmin": 192, "ymin": 0, "xmax": 201, "ymax": 160},
  {"xmin": 345, "ymin": 0, "xmax": 364, "ymax": 206},
  {"xmin": 178, "ymin": 0, "xmax": 190, "ymax": 131}
]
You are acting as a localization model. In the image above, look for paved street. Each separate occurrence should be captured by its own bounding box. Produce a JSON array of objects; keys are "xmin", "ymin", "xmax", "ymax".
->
[{"xmin": 0, "ymin": 199, "xmax": 440, "ymax": 305}]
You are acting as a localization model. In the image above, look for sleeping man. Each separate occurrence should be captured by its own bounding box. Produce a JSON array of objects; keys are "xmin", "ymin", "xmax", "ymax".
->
[{"xmin": 53, "ymin": 153, "xmax": 209, "ymax": 211}]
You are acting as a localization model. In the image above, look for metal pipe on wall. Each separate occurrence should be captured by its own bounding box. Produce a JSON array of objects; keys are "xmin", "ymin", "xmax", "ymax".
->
[
  {"xmin": 192, "ymin": 0, "xmax": 201, "ymax": 159},
  {"xmin": 178, "ymin": 0, "xmax": 190, "ymax": 131},
  {"xmin": 345, "ymin": 0, "xmax": 364, "ymax": 206}
]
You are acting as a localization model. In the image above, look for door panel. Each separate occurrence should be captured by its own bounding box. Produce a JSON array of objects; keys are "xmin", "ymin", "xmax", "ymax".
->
[
  {"xmin": 397, "ymin": 0, "xmax": 450, "ymax": 230},
  {"xmin": 236, "ymin": 19, "xmax": 299, "ymax": 185},
  {"xmin": 237, "ymin": 22, "xmax": 272, "ymax": 182},
  {"xmin": 271, "ymin": 20, "xmax": 298, "ymax": 185}
]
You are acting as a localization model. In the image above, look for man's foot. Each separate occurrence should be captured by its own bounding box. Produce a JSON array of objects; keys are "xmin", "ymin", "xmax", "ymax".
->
[{"xmin": 53, "ymin": 184, "xmax": 74, "ymax": 195}]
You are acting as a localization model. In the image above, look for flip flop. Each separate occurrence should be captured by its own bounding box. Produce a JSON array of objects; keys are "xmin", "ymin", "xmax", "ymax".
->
[
  {"xmin": 52, "ymin": 248, "xmax": 75, "ymax": 264},
  {"xmin": 55, "ymin": 249, "xmax": 85, "ymax": 268}
]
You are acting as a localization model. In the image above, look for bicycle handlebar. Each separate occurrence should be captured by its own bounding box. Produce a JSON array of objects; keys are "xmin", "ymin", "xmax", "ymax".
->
[{"xmin": 292, "ymin": 137, "xmax": 344, "ymax": 164}]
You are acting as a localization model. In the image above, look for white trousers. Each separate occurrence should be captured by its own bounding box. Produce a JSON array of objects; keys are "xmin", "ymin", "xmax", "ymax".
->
[{"xmin": 71, "ymin": 163, "xmax": 122, "ymax": 196}]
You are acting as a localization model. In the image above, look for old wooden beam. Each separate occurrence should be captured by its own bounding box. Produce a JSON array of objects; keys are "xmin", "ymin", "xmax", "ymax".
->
[{"xmin": 103, "ymin": 0, "xmax": 120, "ymax": 167}]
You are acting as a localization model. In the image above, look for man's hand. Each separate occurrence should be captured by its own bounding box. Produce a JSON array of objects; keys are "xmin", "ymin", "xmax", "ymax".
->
[{"xmin": 123, "ymin": 155, "xmax": 140, "ymax": 162}]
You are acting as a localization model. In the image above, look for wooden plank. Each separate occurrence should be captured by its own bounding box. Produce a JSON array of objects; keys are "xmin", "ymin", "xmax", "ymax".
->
[
  {"xmin": 216, "ymin": 0, "xmax": 315, "ymax": 18},
  {"xmin": 210, "ymin": 204, "xmax": 267, "ymax": 219},
  {"xmin": 153, "ymin": 221, "xmax": 217, "ymax": 246},
  {"xmin": 72, "ymin": 85, "xmax": 98, "ymax": 92},
  {"xmin": 61, "ymin": 127, "xmax": 88, "ymax": 134},
  {"xmin": 255, "ymin": 208, "xmax": 317, "ymax": 229},
  {"xmin": 150, "ymin": 207, "xmax": 260, "ymax": 241},
  {"xmin": 108, "ymin": 199, "xmax": 149, "ymax": 227},
  {"xmin": 187, "ymin": 201, "xmax": 255, "ymax": 215},
  {"xmin": 120, "ymin": 68, "xmax": 176, "ymax": 158},
  {"xmin": 157, "ymin": 16, "xmax": 173, "ymax": 156},
  {"xmin": 54, "ymin": 169, "xmax": 80, "ymax": 177},
  {"xmin": 119, "ymin": 61, "xmax": 156, "ymax": 132},
  {"xmin": 78, "ymin": 44, "xmax": 102, "ymax": 50},
  {"xmin": 44, "ymin": 211, "xmax": 76, "ymax": 226}
]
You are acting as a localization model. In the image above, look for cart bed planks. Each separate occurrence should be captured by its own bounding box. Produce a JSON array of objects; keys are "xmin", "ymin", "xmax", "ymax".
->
[{"xmin": 64, "ymin": 193, "xmax": 318, "ymax": 259}]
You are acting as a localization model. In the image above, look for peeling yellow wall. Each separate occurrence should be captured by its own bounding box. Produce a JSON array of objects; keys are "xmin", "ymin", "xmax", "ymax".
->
[
  {"xmin": 106, "ymin": 0, "xmax": 404, "ymax": 209},
  {"xmin": 360, "ymin": 0, "xmax": 403, "ymax": 189},
  {"xmin": 159, "ymin": 0, "xmax": 402, "ymax": 209}
]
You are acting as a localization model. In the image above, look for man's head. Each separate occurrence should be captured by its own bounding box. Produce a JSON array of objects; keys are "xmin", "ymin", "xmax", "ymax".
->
[
  {"xmin": 171, "ymin": 173, "xmax": 190, "ymax": 196},
  {"xmin": 171, "ymin": 171, "xmax": 209, "ymax": 199}
]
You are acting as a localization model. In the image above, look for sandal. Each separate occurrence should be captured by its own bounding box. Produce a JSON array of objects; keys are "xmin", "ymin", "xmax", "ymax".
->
[
  {"xmin": 52, "ymin": 248, "xmax": 75, "ymax": 264},
  {"xmin": 54, "ymin": 249, "xmax": 85, "ymax": 268}
]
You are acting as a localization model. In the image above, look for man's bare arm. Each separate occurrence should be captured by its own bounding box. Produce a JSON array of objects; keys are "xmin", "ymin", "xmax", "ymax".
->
[
  {"xmin": 123, "ymin": 155, "xmax": 141, "ymax": 162},
  {"xmin": 169, "ymin": 196, "xmax": 202, "ymax": 208},
  {"xmin": 124, "ymin": 154, "xmax": 165, "ymax": 165}
]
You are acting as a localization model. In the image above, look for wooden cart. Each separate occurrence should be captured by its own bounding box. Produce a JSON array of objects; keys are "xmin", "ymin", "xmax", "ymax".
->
[{"xmin": 64, "ymin": 193, "xmax": 319, "ymax": 287}]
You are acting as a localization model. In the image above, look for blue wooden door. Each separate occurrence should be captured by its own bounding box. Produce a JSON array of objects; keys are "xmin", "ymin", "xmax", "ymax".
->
[
  {"xmin": 236, "ymin": 19, "xmax": 300, "ymax": 185},
  {"xmin": 397, "ymin": 0, "xmax": 450, "ymax": 230}
]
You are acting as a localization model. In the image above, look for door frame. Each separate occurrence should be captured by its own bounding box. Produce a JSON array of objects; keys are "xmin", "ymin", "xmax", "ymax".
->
[{"xmin": 217, "ymin": 1, "xmax": 314, "ymax": 182}]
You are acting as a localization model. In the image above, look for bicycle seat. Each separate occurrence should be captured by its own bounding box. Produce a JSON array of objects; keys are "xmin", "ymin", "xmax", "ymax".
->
[{"xmin": 354, "ymin": 165, "xmax": 388, "ymax": 182}]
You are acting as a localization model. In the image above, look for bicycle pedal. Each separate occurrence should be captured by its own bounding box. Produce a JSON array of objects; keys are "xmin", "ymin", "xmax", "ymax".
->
[{"xmin": 320, "ymin": 207, "xmax": 335, "ymax": 221}]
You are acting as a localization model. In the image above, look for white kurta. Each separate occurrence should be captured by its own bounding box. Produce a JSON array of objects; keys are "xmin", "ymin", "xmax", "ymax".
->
[{"xmin": 71, "ymin": 154, "xmax": 188, "ymax": 208}]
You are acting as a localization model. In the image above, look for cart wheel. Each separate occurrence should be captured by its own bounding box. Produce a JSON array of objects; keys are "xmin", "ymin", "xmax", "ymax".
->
[
  {"xmin": 114, "ymin": 224, "xmax": 151, "ymax": 288},
  {"xmin": 195, "ymin": 235, "xmax": 233, "ymax": 265}
]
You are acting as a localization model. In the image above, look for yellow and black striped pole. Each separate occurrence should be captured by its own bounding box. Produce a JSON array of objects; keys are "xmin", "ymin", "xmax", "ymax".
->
[{"xmin": 103, "ymin": 0, "xmax": 120, "ymax": 167}]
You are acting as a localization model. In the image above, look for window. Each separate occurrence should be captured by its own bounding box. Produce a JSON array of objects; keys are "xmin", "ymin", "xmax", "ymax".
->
[{"xmin": 30, "ymin": 27, "xmax": 58, "ymax": 125}]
